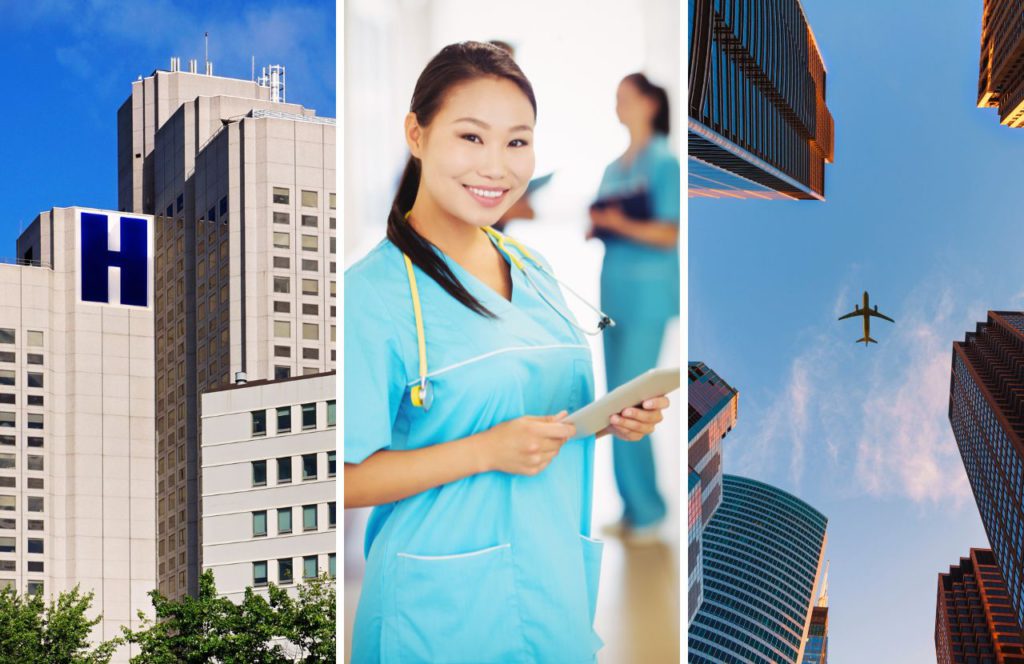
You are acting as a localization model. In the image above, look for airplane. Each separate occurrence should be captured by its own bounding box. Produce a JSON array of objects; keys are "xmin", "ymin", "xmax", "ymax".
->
[{"xmin": 838, "ymin": 291, "xmax": 894, "ymax": 345}]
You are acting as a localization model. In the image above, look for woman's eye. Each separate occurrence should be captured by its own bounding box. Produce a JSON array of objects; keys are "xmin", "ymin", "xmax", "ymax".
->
[
  {"xmin": 509, "ymin": 139, "xmax": 529, "ymax": 148},
  {"xmin": 460, "ymin": 134, "xmax": 482, "ymax": 144}
]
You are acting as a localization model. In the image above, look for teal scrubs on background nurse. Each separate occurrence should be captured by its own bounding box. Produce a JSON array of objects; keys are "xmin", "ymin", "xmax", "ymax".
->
[
  {"xmin": 344, "ymin": 43, "xmax": 670, "ymax": 663},
  {"xmin": 589, "ymin": 73, "xmax": 680, "ymax": 538}
]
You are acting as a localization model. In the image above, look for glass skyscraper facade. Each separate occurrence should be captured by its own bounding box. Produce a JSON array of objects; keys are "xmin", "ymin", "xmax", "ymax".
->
[
  {"xmin": 688, "ymin": 0, "xmax": 834, "ymax": 200},
  {"xmin": 950, "ymin": 312, "xmax": 1024, "ymax": 632},
  {"xmin": 689, "ymin": 474, "xmax": 828, "ymax": 663},
  {"xmin": 688, "ymin": 361, "xmax": 738, "ymax": 623},
  {"xmin": 801, "ymin": 605, "xmax": 829, "ymax": 664}
]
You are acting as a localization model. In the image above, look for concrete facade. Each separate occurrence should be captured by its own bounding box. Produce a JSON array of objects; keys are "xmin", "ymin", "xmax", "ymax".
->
[
  {"xmin": 118, "ymin": 67, "xmax": 336, "ymax": 599},
  {"xmin": 0, "ymin": 207, "xmax": 156, "ymax": 659},
  {"xmin": 201, "ymin": 372, "xmax": 335, "ymax": 600}
]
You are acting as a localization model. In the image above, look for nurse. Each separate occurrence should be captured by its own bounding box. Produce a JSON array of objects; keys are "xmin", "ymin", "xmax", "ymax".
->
[
  {"xmin": 589, "ymin": 73, "xmax": 680, "ymax": 541},
  {"xmin": 345, "ymin": 42, "xmax": 671, "ymax": 663}
]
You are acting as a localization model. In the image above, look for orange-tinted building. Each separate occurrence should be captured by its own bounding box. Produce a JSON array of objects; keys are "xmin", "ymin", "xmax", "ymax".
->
[
  {"xmin": 935, "ymin": 548, "xmax": 1024, "ymax": 664},
  {"xmin": 977, "ymin": 0, "xmax": 1024, "ymax": 127}
]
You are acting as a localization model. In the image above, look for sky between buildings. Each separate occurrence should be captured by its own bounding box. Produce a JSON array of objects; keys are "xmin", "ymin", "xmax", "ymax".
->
[
  {"xmin": 0, "ymin": 0, "xmax": 336, "ymax": 252},
  {"xmin": 690, "ymin": 1, "xmax": 1024, "ymax": 660}
]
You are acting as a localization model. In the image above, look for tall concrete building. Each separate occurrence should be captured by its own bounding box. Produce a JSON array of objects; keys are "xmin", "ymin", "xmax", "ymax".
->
[
  {"xmin": 688, "ymin": 0, "xmax": 834, "ymax": 199},
  {"xmin": 687, "ymin": 361, "xmax": 737, "ymax": 623},
  {"xmin": 201, "ymin": 372, "xmax": 336, "ymax": 601},
  {"xmin": 950, "ymin": 312, "xmax": 1024, "ymax": 630},
  {"xmin": 935, "ymin": 548, "xmax": 1024, "ymax": 664},
  {"xmin": 688, "ymin": 475, "xmax": 828, "ymax": 664},
  {"xmin": 0, "ymin": 207, "xmax": 156, "ymax": 660},
  {"xmin": 117, "ymin": 64, "xmax": 336, "ymax": 599},
  {"xmin": 977, "ymin": 0, "xmax": 1024, "ymax": 127}
]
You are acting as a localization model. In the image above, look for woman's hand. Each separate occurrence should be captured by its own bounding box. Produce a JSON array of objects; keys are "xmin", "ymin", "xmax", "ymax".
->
[
  {"xmin": 478, "ymin": 411, "xmax": 577, "ymax": 476},
  {"xmin": 598, "ymin": 396, "xmax": 670, "ymax": 441},
  {"xmin": 590, "ymin": 205, "xmax": 628, "ymax": 231}
]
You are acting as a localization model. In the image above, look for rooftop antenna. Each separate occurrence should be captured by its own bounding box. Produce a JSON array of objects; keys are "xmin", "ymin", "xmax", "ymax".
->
[
  {"xmin": 258, "ymin": 64, "xmax": 286, "ymax": 103},
  {"xmin": 204, "ymin": 32, "xmax": 208, "ymax": 68},
  {"xmin": 817, "ymin": 560, "xmax": 830, "ymax": 608}
]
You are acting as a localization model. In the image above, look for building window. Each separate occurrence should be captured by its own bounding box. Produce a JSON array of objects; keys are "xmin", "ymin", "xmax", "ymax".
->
[
  {"xmin": 27, "ymin": 414, "xmax": 42, "ymax": 430},
  {"xmin": 0, "ymin": 330, "xmax": 13, "ymax": 344},
  {"xmin": 26, "ymin": 373, "xmax": 43, "ymax": 389},
  {"xmin": 0, "ymin": 353, "xmax": 13, "ymax": 363},
  {"xmin": 26, "ymin": 437, "xmax": 43, "ymax": 448},
  {"xmin": 26, "ymin": 561, "xmax": 43, "ymax": 573},
  {"xmin": 0, "ymin": 371, "xmax": 14, "ymax": 386},
  {"xmin": 27, "ymin": 538, "xmax": 43, "ymax": 554},
  {"xmin": 302, "ymin": 304, "xmax": 318, "ymax": 316},
  {"xmin": 273, "ymin": 232, "xmax": 290, "ymax": 249},
  {"xmin": 252, "ymin": 460, "xmax": 267, "ymax": 487},
  {"xmin": 302, "ymin": 505, "xmax": 317, "ymax": 531},
  {"xmin": 26, "ymin": 396, "xmax": 43, "ymax": 406},
  {"xmin": 252, "ymin": 511, "xmax": 267, "ymax": 537},
  {"xmin": 274, "ymin": 345, "xmax": 291, "ymax": 358},
  {"xmin": 252, "ymin": 411, "xmax": 267, "ymax": 437},
  {"xmin": 301, "ymin": 259, "xmax": 318, "ymax": 272},
  {"xmin": 301, "ymin": 215, "xmax": 318, "ymax": 228},
  {"xmin": 26, "ymin": 456, "xmax": 43, "ymax": 472},
  {"xmin": 0, "ymin": 496, "xmax": 13, "ymax": 511},
  {"xmin": 328, "ymin": 501, "xmax": 336, "ymax": 528},
  {"xmin": 26, "ymin": 332, "xmax": 42, "ymax": 347},
  {"xmin": 274, "ymin": 366, "xmax": 291, "ymax": 380},
  {"xmin": 274, "ymin": 321, "xmax": 291, "ymax": 338},
  {"xmin": 26, "ymin": 520, "xmax": 42, "ymax": 531},
  {"xmin": 0, "ymin": 536, "xmax": 14, "ymax": 553},
  {"xmin": 302, "ymin": 348, "xmax": 319, "ymax": 360},
  {"xmin": 273, "ymin": 211, "xmax": 290, "ymax": 225},
  {"xmin": 273, "ymin": 277, "xmax": 290, "ymax": 294},
  {"xmin": 208, "ymin": 206, "xmax": 216, "ymax": 222},
  {"xmin": 0, "ymin": 454, "xmax": 13, "ymax": 469},
  {"xmin": 277, "ymin": 407, "xmax": 291, "ymax": 434},
  {"xmin": 303, "ymin": 555, "xmax": 318, "ymax": 579},
  {"xmin": 277, "ymin": 457, "xmax": 292, "ymax": 485},
  {"xmin": 273, "ymin": 187, "xmax": 290, "ymax": 204},
  {"xmin": 329, "ymin": 193, "xmax": 336, "ymax": 210},
  {"xmin": 26, "ymin": 354, "xmax": 42, "ymax": 365},
  {"xmin": 302, "ymin": 454, "xmax": 317, "ymax": 481},
  {"xmin": 278, "ymin": 559, "xmax": 294, "ymax": 585},
  {"xmin": 176, "ymin": 194, "xmax": 184, "ymax": 213},
  {"xmin": 301, "ymin": 235, "xmax": 318, "ymax": 252},
  {"xmin": 253, "ymin": 561, "xmax": 268, "ymax": 587},
  {"xmin": 328, "ymin": 451, "xmax": 336, "ymax": 477},
  {"xmin": 327, "ymin": 401, "xmax": 336, "ymax": 428},
  {"xmin": 0, "ymin": 560, "xmax": 12, "ymax": 570},
  {"xmin": 220, "ymin": 196, "xmax": 228, "ymax": 216},
  {"xmin": 329, "ymin": 553, "xmax": 336, "ymax": 579},
  {"xmin": 0, "ymin": 478, "xmax": 11, "ymax": 489},
  {"xmin": 301, "ymin": 403, "xmax": 316, "ymax": 430},
  {"xmin": 26, "ymin": 497, "xmax": 42, "ymax": 513},
  {"xmin": 277, "ymin": 507, "xmax": 292, "ymax": 534},
  {"xmin": 273, "ymin": 301, "xmax": 290, "ymax": 314},
  {"xmin": 273, "ymin": 256, "xmax": 290, "ymax": 269},
  {"xmin": 26, "ymin": 478, "xmax": 42, "ymax": 490},
  {"xmin": 26, "ymin": 581, "xmax": 43, "ymax": 595},
  {"xmin": 0, "ymin": 436, "xmax": 11, "ymax": 446},
  {"xmin": 301, "ymin": 190, "xmax": 318, "ymax": 208},
  {"xmin": 302, "ymin": 324, "xmax": 318, "ymax": 341},
  {"xmin": 301, "ymin": 279, "xmax": 318, "ymax": 296}
]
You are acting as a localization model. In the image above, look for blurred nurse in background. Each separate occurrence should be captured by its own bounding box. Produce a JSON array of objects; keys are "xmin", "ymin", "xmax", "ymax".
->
[{"xmin": 589, "ymin": 73, "xmax": 679, "ymax": 542}]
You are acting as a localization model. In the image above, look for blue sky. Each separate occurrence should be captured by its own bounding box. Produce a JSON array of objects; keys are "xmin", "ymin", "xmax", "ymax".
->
[
  {"xmin": 0, "ymin": 0, "xmax": 335, "ymax": 253},
  {"xmin": 689, "ymin": 1, "xmax": 1023, "ymax": 660}
]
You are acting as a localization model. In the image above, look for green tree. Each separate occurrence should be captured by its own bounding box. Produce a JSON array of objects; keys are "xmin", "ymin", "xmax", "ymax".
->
[
  {"xmin": 123, "ymin": 569, "xmax": 336, "ymax": 663},
  {"xmin": 0, "ymin": 584, "xmax": 120, "ymax": 663}
]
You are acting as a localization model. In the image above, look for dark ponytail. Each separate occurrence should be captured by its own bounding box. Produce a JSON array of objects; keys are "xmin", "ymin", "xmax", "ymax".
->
[
  {"xmin": 387, "ymin": 41, "xmax": 537, "ymax": 318},
  {"xmin": 624, "ymin": 73, "xmax": 670, "ymax": 135}
]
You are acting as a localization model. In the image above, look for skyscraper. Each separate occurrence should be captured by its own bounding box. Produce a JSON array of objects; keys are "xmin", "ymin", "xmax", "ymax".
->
[
  {"xmin": 688, "ymin": 0, "xmax": 834, "ymax": 200},
  {"xmin": 977, "ymin": 0, "xmax": 1024, "ymax": 127},
  {"xmin": 688, "ymin": 475, "xmax": 828, "ymax": 664},
  {"xmin": 935, "ymin": 548, "xmax": 1024, "ymax": 664},
  {"xmin": 118, "ymin": 64, "xmax": 336, "ymax": 599},
  {"xmin": 688, "ymin": 361, "xmax": 738, "ymax": 623},
  {"xmin": 950, "ymin": 311, "xmax": 1024, "ymax": 629},
  {"xmin": 802, "ymin": 565, "xmax": 829, "ymax": 664}
]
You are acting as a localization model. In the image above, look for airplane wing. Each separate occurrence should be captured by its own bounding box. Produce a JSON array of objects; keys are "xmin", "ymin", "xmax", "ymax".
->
[
  {"xmin": 837, "ymin": 309, "xmax": 862, "ymax": 321},
  {"xmin": 868, "ymin": 309, "xmax": 895, "ymax": 323}
]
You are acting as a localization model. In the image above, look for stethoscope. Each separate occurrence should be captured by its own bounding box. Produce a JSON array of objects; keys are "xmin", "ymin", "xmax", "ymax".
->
[{"xmin": 402, "ymin": 225, "xmax": 614, "ymax": 411}]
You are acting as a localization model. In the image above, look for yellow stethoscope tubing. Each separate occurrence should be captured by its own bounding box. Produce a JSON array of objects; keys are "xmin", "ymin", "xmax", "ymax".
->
[{"xmin": 403, "ymin": 253, "xmax": 431, "ymax": 409}]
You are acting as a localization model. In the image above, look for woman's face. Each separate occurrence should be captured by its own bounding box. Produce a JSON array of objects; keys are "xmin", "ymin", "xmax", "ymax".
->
[
  {"xmin": 615, "ymin": 79, "xmax": 656, "ymax": 130},
  {"xmin": 407, "ymin": 77, "xmax": 536, "ymax": 228}
]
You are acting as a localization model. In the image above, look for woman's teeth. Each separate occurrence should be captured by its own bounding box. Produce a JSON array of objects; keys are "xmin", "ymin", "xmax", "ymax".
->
[{"xmin": 466, "ymin": 187, "xmax": 505, "ymax": 198}]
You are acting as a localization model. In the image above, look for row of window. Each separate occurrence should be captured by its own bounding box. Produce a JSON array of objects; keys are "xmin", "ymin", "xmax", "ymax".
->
[
  {"xmin": 0, "ymin": 435, "xmax": 43, "ymax": 447},
  {"xmin": 0, "ymin": 558, "xmax": 43, "ymax": 571},
  {"xmin": 273, "ymin": 366, "xmax": 330, "ymax": 380},
  {"xmin": 0, "ymin": 517, "xmax": 43, "ymax": 530},
  {"xmin": 0, "ymin": 579, "xmax": 43, "ymax": 595},
  {"xmin": 0, "ymin": 394, "xmax": 44, "ymax": 406},
  {"xmin": 0, "ymin": 330, "xmax": 44, "ymax": 347},
  {"xmin": 271, "ymin": 256, "xmax": 336, "ymax": 274},
  {"xmin": 271, "ymin": 300, "xmax": 336, "ymax": 317},
  {"xmin": 273, "ymin": 321, "xmax": 333, "ymax": 341},
  {"xmin": 252, "ymin": 452, "xmax": 336, "ymax": 486},
  {"xmin": 0, "ymin": 372, "xmax": 43, "ymax": 388},
  {"xmin": 272, "ymin": 212, "xmax": 336, "ymax": 229},
  {"xmin": 0, "ymin": 476, "xmax": 43, "ymax": 489},
  {"xmin": 0, "ymin": 413, "xmax": 44, "ymax": 429},
  {"xmin": 0, "ymin": 352, "xmax": 43, "ymax": 365},
  {"xmin": 0, "ymin": 536, "xmax": 44, "ymax": 554},
  {"xmin": 271, "ymin": 188, "xmax": 336, "ymax": 210},
  {"xmin": 253, "ymin": 552, "xmax": 336, "ymax": 587},
  {"xmin": 252, "ymin": 402, "xmax": 336, "ymax": 437},
  {"xmin": 271, "ymin": 232, "xmax": 323, "ymax": 252},
  {"xmin": 272, "ymin": 276, "xmax": 329, "ymax": 296},
  {"xmin": 0, "ymin": 496, "xmax": 43, "ymax": 512},
  {"xmin": 252, "ymin": 502, "xmax": 336, "ymax": 537},
  {"xmin": 0, "ymin": 454, "xmax": 44, "ymax": 471}
]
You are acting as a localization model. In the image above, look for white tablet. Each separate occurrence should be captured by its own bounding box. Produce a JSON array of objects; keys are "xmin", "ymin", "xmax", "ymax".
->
[{"xmin": 567, "ymin": 368, "xmax": 681, "ymax": 438}]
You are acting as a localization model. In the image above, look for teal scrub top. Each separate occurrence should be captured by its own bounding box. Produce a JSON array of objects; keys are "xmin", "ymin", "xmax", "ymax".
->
[
  {"xmin": 345, "ymin": 235, "xmax": 603, "ymax": 663},
  {"xmin": 596, "ymin": 134, "xmax": 680, "ymax": 323}
]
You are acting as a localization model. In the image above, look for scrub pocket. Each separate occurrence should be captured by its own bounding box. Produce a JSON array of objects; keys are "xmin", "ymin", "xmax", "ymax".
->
[
  {"xmin": 392, "ymin": 543, "xmax": 528, "ymax": 663},
  {"xmin": 580, "ymin": 534, "xmax": 604, "ymax": 625}
]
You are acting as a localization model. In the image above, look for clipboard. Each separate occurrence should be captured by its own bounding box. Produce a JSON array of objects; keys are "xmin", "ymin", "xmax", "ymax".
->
[{"xmin": 566, "ymin": 367, "xmax": 680, "ymax": 438}]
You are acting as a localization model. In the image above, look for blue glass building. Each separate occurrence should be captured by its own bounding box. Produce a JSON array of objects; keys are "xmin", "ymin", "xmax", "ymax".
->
[{"xmin": 689, "ymin": 475, "xmax": 828, "ymax": 663}]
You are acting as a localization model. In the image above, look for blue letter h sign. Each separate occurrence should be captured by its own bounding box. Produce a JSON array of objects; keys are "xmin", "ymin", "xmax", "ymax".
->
[{"xmin": 81, "ymin": 212, "xmax": 148, "ymax": 307}]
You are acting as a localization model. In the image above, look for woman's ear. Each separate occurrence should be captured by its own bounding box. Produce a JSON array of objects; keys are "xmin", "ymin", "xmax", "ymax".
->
[{"xmin": 405, "ymin": 112, "xmax": 423, "ymax": 158}]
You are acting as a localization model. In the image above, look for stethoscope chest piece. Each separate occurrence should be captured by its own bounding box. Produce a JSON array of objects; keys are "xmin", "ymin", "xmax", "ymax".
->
[{"xmin": 411, "ymin": 377, "xmax": 433, "ymax": 411}]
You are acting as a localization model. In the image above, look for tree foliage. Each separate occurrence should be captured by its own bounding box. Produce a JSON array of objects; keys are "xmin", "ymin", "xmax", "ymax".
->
[
  {"xmin": 122, "ymin": 569, "xmax": 336, "ymax": 663},
  {"xmin": 0, "ymin": 584, "xmax": 120, "ymax": 663}
]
